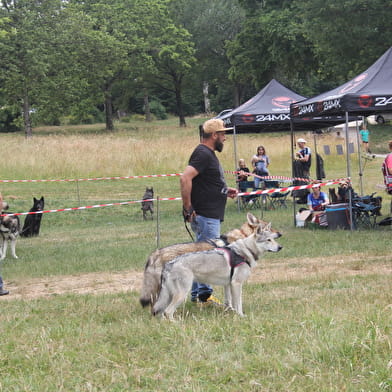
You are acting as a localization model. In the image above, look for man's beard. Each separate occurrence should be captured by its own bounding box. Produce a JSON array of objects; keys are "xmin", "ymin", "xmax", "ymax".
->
[{"xmin": 215, "ymin": 139, "xmax": 224, "ymax": 152}]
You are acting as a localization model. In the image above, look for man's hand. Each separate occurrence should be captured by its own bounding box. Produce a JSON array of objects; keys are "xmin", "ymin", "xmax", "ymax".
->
[
  {"xmin": 227, "ymin": 187, "xmax": 238, "ymax": 199},
  {"xmin": 182, "ymin": 206, "xmax": 195, "ymax": 222}
]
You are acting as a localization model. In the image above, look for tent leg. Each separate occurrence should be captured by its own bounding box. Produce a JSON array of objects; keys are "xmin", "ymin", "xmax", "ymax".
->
[{"xmin": 344, "ymin": 112, "xmax": 354, "ymax": 231}]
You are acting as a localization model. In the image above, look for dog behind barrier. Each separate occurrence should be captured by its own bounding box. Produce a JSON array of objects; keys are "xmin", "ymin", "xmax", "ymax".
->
[
  {"xmin": 141, "ymin": 187, "xmax": 154, "ymax": 220},
  {"xmin": 21, "ymin": 196, "xmax": 45, "ymax": 237},
  {"xmin": 0, "ymin": 196, "xmax": 21, "ymax": 260}
]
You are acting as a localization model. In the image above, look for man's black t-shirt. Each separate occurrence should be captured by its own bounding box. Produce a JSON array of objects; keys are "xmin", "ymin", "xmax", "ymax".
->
[{"xmin": 189, "ymin": 144, "xmax": 227, "ymax": 220}]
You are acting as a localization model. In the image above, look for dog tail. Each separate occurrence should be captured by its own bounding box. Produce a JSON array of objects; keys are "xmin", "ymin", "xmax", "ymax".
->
[
  {"xmin": 139, "ymin": 252, "xmax": 161, "ymax": 308},
  {"xmin": 152, "ymin": 270, "xmax": 171, "ymax": 317}
]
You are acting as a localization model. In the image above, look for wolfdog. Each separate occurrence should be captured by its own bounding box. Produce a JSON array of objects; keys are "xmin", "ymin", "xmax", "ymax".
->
[
  {"xmin": 153, "ymin": 224, "xmax": 282, "ymax": 319},
  {"xmin": 141, "ymin": 187, "xmax": 154, "ymax": 220},
  {"xmin": 139, "ymin": 212, "xmax": 281, "ymax": 309},
  {"xmin": 0, "ymin": 199, "xmax": 21, "ymax": 260},
  {"xmin": 21, "ymin": 196, "xmax": 45, "ymax": 237}
]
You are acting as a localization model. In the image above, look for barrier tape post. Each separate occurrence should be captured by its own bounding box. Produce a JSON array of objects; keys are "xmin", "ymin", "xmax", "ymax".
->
[{"xmin": 156, "ymin": 196, "xmax": 160, "ymax": 249}]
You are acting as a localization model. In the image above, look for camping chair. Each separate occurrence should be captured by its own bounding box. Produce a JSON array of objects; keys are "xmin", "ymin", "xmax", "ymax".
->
[
  {"xmin": 264, "ymin": 180, "xmax": 290, "ymax": 209},
  {"xmin": 238, "ymin": 180, "xmax": 261, "ymax": 210},
  {"xmin": 352, "ymin": 194, "xmax": 382, "ymax": 229}
]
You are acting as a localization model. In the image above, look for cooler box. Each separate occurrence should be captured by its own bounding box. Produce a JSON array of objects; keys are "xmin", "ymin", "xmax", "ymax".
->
[{"xmin": 326, "ymin": 203, "xmax": 351, "ymax": 230}]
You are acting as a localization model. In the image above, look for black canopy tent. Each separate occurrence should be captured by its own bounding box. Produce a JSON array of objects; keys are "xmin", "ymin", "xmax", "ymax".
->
[
  {"xmin": 223, "ymin": 79, "xmax": 351, "ymax": 134},
  {"xmin": 290, "ymin": 46, "xmax": 392, "ymax": 228},
  {"xmin": 222, "ymin": 79, "xmax": 352, "ymax": 172},
  {"xmin": 215, "ymin": 79, "xmax": 355, "ymax": 220}
]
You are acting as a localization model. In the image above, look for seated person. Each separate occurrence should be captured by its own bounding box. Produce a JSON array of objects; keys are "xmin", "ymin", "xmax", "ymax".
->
[
  {"xmin": 237, "ymin": 158, "xmax": 250, "ymax": 193},
  {"xmin": 307, "ymin": 184, "xmax": 329, "ymax": 225}
]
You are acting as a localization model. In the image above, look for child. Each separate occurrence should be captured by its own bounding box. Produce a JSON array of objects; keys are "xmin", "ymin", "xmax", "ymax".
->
[{"xmin": 359, "ymin": 124, "xmax": 370, "ymax": 153}]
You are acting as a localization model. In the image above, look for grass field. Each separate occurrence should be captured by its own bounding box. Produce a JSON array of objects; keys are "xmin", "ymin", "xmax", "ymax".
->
[{"xmin": 0, "ymin": 118, "xmax": 391, "ymax": 391}]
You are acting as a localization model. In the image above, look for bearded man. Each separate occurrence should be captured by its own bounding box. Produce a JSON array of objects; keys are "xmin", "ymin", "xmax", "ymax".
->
[{"xmin": 180, "ymin": 118, "xmax": 238, "ymax": 304}]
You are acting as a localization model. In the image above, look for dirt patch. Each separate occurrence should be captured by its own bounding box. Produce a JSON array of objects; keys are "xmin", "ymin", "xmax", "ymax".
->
[{"xmin": 2, "ymin": 254, "xmax": 391, "ymax": 301}]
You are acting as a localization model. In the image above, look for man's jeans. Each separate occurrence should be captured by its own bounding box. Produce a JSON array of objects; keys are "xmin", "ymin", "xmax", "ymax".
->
[{"xmin": 190, "ymin": 215, "xmax": 220, "ymax": 301}]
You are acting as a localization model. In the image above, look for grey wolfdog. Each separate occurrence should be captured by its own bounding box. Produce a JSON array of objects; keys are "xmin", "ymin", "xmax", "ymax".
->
[
  {"xmin": 139, "ymin": 212, "xmax": 282, "ymax": 310},
  {"xmin": 0, "ymin": 200, "xmax": 21, "ymax": 260},
  {"xmin": 153, "ymin": 223, "xmax": 282, "ymax": 319},
  {"xmin": 141, "ymin": 187, "xmax": 154, "ymax": 220}
]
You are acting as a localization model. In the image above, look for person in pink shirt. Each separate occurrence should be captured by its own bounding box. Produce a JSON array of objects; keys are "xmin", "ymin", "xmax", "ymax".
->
[{"xmin": 382, "ymin": 141, "xmax": 392, "ymax": 214}]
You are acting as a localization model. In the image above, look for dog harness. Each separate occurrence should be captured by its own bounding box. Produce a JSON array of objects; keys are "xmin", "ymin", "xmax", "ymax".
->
[{"xmin": 216, "ymin": 247, "xmax": 250, "ymax": 280}]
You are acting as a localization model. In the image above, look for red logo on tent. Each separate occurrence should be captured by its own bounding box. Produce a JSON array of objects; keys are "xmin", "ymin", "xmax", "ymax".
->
[
  {"xmin": 241, "ymin": 114, "xmax": 255, "ymax": 123},
  {"xmin": 272, "ymin": 96, "xmax": 296, "ymax": 109},
  {"xmin": 340, "ymin": 73, "xmax": 368, "ymax": 94},
  {"xmin": 358, "ymin": 95, "xmax": 373, "ymax": 108}
]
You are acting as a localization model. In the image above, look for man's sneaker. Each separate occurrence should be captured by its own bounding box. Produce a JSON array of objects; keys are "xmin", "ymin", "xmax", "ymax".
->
[
  {"xmin": 203, "ymin": 295, "xmax": 223, "ymax": 306},
  {"xmin": 0, "ymin": 289, "xmax": 9, "ymax": 296}
]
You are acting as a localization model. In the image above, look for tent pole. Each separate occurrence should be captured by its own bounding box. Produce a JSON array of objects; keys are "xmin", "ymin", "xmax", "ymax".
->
[
  {"xmin": 356, "ymin": 117, "xmax": 364, "ymax": 196},
  {"xmin": 344, "ymin": 112, "xmax": 354, "ymax": 230},
  {"xmin": 313, "ymin": 132, "xmax": 318, "ymax": 179},
  {"xmin": 232, "ymin": 125, "xmax": 240, "ymax": 212},
  {"xmin": 290, "ymin": 118, "xmax": 297, "ymax": 226}
]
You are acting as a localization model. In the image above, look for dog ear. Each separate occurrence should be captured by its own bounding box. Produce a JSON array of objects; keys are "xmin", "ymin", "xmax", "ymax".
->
[{"xmin": 247, "ymin": 212, "xmax": 258, "ymax": 227}]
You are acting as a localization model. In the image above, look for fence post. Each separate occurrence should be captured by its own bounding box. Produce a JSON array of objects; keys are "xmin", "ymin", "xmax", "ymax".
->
[{"xmin": 156, "ymin": 196, "xmax": 160, "ymax": 249}]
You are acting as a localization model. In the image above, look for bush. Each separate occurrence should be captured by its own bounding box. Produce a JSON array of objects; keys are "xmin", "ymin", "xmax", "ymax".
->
[
  {"xmin": 149, "ymin": 100, "xmax": 167, "ymax": 120},
  {"xmin": 0, "ymin": 106, "xmax": 21, "ymax": 133}
]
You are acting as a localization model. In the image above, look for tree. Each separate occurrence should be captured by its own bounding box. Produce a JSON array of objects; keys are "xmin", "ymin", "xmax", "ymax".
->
[
  {"xmin": 295, "ymin": 0, "xmax": 392, "ymax": 85},
  {"xmin": 0, "ymin": 0, "xmax": 66, "ymax": 137},
  {"xmin": 227, "ymin": 0, "xmax": 318, "ymax": 97},
  {"xmin": 170, "ymin": 0, "xmax": 246, "ymax": 111},
  {"xmin": 148, "ymin": 23, "xmax": 196, "ymax": 127}
]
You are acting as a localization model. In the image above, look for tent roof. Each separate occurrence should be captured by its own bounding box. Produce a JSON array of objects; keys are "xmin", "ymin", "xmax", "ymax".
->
[
  {"xmin": 290, "ymin": 46, "xmax": 392, "ymax": 118},
  {"xmin": 221, "ymin": 79, "xmax": 354, "ymax": 134},
  {"xmin": 224, "ymin": 79, "xmax": 305, "ymax": 131}
]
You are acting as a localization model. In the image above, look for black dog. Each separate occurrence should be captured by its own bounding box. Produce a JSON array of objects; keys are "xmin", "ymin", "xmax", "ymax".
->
[
  {"xmin": 141, "ymin": 187, "xmax": 154, "ymax": 220},
  {"xmin": 21, "ymin": 196, "xmax": 45, "ymax": 237}
]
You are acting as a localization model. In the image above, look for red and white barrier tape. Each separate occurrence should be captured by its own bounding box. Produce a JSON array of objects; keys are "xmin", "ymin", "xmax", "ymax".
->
[
  {"xmin": 237, "ymin": 179, "xmax": 347, "ymax": 197},
  {"xmin": 228, "ymin": 171, "xmax": 349, "ymax": 184},
  {"xmin": 0, "ymin": 173, "xmax": 182, "ymax": 183},
  {"xmin": 0, "ymin": 171, "xmax": 348, "ymax": 186},
  {"xmin": 0, "ymin": 197, "xmax": 182, "ymax": 217},
  {"xmin": 1, "ymin": 179, "xmax": 347, "ymax": 217}
]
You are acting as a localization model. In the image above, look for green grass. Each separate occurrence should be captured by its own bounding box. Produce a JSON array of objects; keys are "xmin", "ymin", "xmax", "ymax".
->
[{"xmin": 0, "ymin": 118, "xmax": 391, "ymax": 391}]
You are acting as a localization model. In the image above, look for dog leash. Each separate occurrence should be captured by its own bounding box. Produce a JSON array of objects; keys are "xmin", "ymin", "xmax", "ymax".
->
[
  {"xmin": 184, "ymin": 222, "xmax": 194, "ymax": 241},
  {"xmin": 182, "ymin": 206, "xmax": 195, "ymax": 241}
]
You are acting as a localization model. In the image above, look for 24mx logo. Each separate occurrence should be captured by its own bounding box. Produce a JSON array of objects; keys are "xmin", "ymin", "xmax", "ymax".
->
[{"xmin": 375, "ymin": 96, "xmax": 392, "ymax": 107}]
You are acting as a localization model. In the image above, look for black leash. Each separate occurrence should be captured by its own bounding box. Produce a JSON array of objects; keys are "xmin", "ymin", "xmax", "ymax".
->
[
  {"xmin": 182, "ymin": 206, "xmax": 195, "ymax": 241},
  {"xmin": 184, "ymin": 221, "xmax": 194, "ymax": 241}
]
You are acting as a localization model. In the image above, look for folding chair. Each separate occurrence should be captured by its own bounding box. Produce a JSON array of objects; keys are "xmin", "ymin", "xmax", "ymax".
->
[
  {"xmin": 268, "ymin": 190, "xmax": 290, "ymax": 209},
  {"xmin": 352, "ymin": 201, "xmax": 381, "ymax": 229},
  {"xmin": 238, "ymin": 180, "xmax": 261, "ymax": 210},
  {"xmin": 263, "ymin": 180, "xmax": 290, "ymax": 209}
]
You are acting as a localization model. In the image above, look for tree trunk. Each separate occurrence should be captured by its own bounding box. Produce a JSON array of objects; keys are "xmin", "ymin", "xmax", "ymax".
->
[
  {"xmin": 23, "ymin": 91, "xmax": 32, "ymax": 138},
  {"xmin": 144, "ymin": 88, "xmax": 152, "ymax": 122},
  {"xmin": 203, "ymin": 81, "xmax": 211, "ymax": 115},
  {"xmin": 234, "ymin": 84, "xmax": 241, "ymax": 108},
  {"xmin": 174, "ymin": 77, "xmax": 186, "ymax": 127},
  {"xmin": 104, "ymin": 88, "xmax": 114, "ymax": 132}
]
